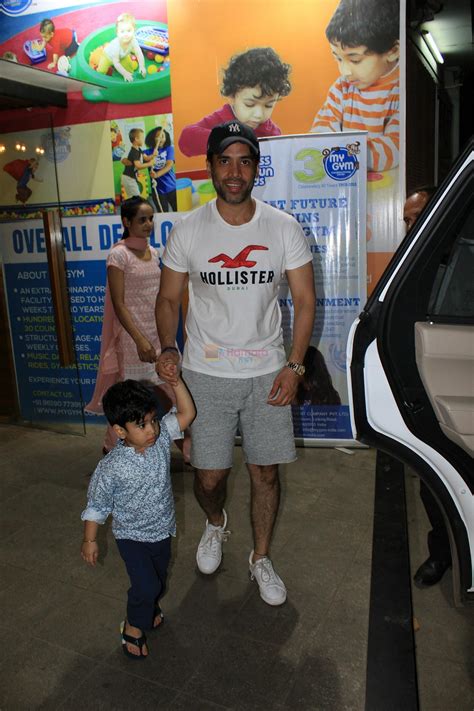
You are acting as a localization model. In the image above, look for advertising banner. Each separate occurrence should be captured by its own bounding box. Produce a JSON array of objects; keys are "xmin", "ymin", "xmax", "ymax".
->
[
  {"xmin": 254, "ymin": 132, "xmax": 367, "ymax": 444},
  {"xmin": 167, "ymin": 0, "xmax": 405, "ymax": 291},
  {"xmin": 1, "ymin": 134, "xmax": 366, "ymax": 440},
  {"xmin": 1, "ymin": 212, "xmax": 173, "ymax": 422},
  {"xmin": 0, "ymin": 0, "xmax": 171, "ymax": 121},
  {"xmin": 0, "ymin": 0, "xmax": 405, "ymax": 431},
  {"xmin": 1, "ymin": 0, "xmax": 405, "ymax": 291}
]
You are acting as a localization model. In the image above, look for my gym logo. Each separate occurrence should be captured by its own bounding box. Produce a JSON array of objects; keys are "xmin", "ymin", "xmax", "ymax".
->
[
  {"xmin": 2, "ymin": 0, "xmax": 32, "ymax": 16},
  {"xmin": 322, "ymin": 143, "xmax": 360, "ymax": 182},
  {"xmin": 293, "ymin": 148, "xmax": 326, "ymax": 184}
]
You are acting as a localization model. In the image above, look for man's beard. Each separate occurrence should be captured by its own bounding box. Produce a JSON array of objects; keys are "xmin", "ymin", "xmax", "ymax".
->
[{"xmin": 210, "ymin": 167, "xmax": 257, "ymax": 205}]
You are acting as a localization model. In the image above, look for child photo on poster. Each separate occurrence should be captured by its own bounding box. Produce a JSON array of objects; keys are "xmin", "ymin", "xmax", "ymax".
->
[
  {"xmin": 178, "ymin": 47, "xmax": 292, "ymax": 158},
  {"xmin": 112, "ymin": 115, "xmax": 176, "ymax": 209},
  {"xmin": 310, "ymin": 0, "xmax": 400, "ymax": 172}
]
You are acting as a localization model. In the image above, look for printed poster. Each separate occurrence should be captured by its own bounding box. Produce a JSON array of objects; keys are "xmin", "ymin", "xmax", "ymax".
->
[
  {"xmin": 0, "ymin": 212, "xmax": 174, "ymax": 423},
  {"xmin": 254, "ymin": 132, "xmax": 367, "ymax": 444},
  {"xmin": 0, "ymin": 0, "xmax": 405, "ymax": 431}
]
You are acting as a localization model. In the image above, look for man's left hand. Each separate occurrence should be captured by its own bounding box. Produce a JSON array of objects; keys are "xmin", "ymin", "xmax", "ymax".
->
[{"xmin": 267, "ymin": 367, "xmax": 299, "ymax": 406}]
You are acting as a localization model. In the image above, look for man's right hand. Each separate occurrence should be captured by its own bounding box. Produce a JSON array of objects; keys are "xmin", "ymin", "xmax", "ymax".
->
[{"xmin": 156, "ymin": 349, "xmax": 180, "ymax": 385}]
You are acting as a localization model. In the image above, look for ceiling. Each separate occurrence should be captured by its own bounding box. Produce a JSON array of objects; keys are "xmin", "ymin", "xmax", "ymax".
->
[{"xmin": 411, "ymin": 0, "xmax": 474, "ymax": 74}]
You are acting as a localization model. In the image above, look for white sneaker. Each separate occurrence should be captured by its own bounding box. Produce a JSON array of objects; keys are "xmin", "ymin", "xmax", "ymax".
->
[
  {"xmin": 196, "ymin": 509, "xmax": 230, "ymax": 574},
  {"xmin": 249, "ymin": 551, "xmax": 287, "ymax": 606}
]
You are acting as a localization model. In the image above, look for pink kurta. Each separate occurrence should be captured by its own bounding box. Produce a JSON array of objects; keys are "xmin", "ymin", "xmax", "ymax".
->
[{"xmin": 85, "ymin": 242, "xmax": 162, "ymax": 415}]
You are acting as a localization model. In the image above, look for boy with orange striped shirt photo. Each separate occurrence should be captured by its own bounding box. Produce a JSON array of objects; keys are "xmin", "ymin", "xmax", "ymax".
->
[{"xmin": 310, "ymin": 0, "xmax": 400, "ymax": 172}]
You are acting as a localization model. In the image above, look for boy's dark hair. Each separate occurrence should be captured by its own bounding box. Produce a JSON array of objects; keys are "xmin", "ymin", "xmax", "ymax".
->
[
  {"xmin": 326, "ymin": 0, "xmax": 399, "ymax": 53},
  {"xmin": 120, "ymin": 196, "xmax": 151, "ymax": 238},
  {"xmin": 145, "ymin": 126, "xmax": 171, "ymax": 149},
  {"xmin": 128, "ymin": 128, "xmax": 143, "ymax": 143},
  {"xmin": 102, "ymin": 379, "xmax": 157, "ymax": 428},
  {"xmin": 40, "ymin": 19, "xmax": 55, "ymax": 34},
  {"xmin": 221, "ymin": 47, "xmax": 291, "ymax": 98}
]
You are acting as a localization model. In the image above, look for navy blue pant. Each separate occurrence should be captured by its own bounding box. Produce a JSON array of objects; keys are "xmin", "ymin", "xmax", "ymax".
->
[{"xmin": 116, "ymin": 537, "xmax": 171, "ymax": 630}]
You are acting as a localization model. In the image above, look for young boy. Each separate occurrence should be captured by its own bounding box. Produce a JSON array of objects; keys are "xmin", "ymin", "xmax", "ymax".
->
[
  {"xmin": 81, "ymin": 378, "xmax": 195, "ymax": 659},
  {"xmin": 178, "ymin": 47, "xmax": 291, "ymax": 157},
  {"xmin": 39, "ymin": 19, "xmax": 79, "ymax": 71},
  {"xmin": 97, "ymin": 12, "xmax": 146, "ymax": 82},
  {"xmin": 310, "ymin": 0, "xmax": 400, "ymax": 172},
  {"xmin": 121, "ymin": 128, "xmax": 157, "ymax": 199}
]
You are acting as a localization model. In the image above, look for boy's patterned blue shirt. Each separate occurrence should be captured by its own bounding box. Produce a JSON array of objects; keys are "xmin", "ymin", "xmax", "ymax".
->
[{"xmin": 81, "ymin": 412, "xmax": 182, "ymax": 542}]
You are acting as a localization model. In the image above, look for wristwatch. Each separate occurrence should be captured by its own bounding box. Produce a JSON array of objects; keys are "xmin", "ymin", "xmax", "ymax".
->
[{"xmin": 285, "ymin": 361, "xmax": 305, "ymax": 376}]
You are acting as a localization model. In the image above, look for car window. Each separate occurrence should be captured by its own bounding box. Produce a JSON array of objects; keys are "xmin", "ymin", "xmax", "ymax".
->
[{"xmin": 428, "ymin": 204, "xmax": 474, "ymax": 320}]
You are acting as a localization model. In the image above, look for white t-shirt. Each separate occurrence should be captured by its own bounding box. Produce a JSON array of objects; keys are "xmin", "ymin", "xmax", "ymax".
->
[
  {"xmin": 104, "ymin": 36, "xmax": 142, "ymax": 63},
  {"xmin": 162, "ymin": 199, "xmax": 312, "ymax": 378}
]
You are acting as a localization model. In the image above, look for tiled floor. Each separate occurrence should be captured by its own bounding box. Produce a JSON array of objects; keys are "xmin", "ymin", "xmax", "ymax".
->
[{"xmin": 0, "ymin": 423, "xmax": 472, "ymax": 710}]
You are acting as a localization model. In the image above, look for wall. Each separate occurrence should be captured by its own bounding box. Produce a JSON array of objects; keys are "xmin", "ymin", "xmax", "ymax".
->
[{"xmin": 0, "ymin": 0, "xmax": 405, "ymax": 425}]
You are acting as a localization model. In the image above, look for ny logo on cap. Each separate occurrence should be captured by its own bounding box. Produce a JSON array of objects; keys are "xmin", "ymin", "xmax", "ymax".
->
[{"xmin": 228, "ymin": 123, "xmax": 241, "ymax": 133}]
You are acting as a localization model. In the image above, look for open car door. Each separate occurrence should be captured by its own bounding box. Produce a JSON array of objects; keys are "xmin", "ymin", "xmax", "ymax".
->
[{"xmin": 347, "ymin": 139, "xmax": 474, "ymax": 605}]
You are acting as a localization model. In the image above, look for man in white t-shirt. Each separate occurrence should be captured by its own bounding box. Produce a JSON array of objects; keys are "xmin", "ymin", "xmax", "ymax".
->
[{"xmin": 155, "ymin": 120, "xmax": 315, "ymax": 605}]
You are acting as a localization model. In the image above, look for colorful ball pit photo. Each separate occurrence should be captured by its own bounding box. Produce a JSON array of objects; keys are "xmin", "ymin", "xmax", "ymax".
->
[{"xmin": 70, "ymin": 21, "xmax": 170, "ymax": 104}]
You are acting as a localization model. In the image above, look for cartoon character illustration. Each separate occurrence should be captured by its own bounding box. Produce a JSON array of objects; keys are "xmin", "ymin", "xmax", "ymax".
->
[{"xmin": 3, "ymin": 157, "xmax": 42, "ymax": 203}]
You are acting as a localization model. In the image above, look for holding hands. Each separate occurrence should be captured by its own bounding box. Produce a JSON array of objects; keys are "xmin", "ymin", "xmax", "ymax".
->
[{"xmin": 156, "ymin": 347, "xmax": 180, "ymax": 386}]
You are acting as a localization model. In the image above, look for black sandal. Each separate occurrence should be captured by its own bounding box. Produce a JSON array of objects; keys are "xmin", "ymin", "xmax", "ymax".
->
[{"xmin": 120, "ymin": 620, "xmax": 147, "ymax": 660}]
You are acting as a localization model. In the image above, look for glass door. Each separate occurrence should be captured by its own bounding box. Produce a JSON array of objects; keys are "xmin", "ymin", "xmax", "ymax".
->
[{"xmin": 0, "ymin": 115, "xmax": 86, "ymax": 434}]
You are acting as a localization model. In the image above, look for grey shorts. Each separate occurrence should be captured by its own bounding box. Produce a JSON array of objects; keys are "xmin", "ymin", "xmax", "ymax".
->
[{"xmin": 182, "ymin": 368, "xmax": 297, "ymax": 469}]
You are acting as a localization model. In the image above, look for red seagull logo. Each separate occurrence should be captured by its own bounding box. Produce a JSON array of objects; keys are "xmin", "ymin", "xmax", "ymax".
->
[{"xmin": 208, "ymin": 245, "xmax": 268, "ymax": 268}]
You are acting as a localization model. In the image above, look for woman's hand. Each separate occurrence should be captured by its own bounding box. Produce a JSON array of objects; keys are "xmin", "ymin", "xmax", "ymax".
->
[{"xmin": 136, "ymin": 337, "xmax": 156, "ymax": 363}]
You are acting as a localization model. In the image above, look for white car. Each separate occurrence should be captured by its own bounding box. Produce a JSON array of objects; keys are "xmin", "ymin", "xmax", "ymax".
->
[{"xmin": 347, "ymin": 139, "xmax": 474, "ymax": 604}]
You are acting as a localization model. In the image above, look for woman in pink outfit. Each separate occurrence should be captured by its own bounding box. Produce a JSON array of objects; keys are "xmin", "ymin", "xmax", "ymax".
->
[{"xmin": 86, "ymin": 196, "xmax": 189, "ymax": 458}]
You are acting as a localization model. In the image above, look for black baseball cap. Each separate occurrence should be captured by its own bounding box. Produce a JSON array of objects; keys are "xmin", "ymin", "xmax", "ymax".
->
[{"xmin": 207, "ymin": 120, "xmax": 260, "ymax": 159}]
